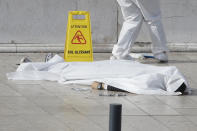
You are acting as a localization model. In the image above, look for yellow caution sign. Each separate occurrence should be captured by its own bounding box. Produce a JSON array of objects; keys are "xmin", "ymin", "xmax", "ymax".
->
[{"xmin": 64, "ymin": 11, "xmax": 93, "ymax": 62}]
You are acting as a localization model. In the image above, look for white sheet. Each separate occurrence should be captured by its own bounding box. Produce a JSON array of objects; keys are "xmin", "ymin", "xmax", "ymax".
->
[{"xmin": 7, "ymin": 55, "xmax": 191, "ymax": 95}]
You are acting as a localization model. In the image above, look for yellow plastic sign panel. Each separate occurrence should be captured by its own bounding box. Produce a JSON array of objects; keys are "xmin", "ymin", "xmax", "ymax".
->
[{"xmin": 64, "ymin": 11, "xmax": 93, "ymax": 62}]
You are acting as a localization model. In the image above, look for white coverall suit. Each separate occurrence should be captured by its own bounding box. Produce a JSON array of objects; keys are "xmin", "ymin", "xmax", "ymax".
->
[{"xmin": 112, "ymin": 0, "xmax": 168, "ymax": 60}]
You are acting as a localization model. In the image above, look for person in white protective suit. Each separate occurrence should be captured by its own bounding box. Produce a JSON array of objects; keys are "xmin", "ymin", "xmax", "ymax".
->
[{"xmin": 112, "ymin": 0, "xmax": 169, "ymax": 62}]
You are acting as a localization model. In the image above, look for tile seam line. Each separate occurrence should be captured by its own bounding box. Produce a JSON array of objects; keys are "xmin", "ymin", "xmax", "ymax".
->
[{"xmin": 125, "ymin": 97, "xmax": 173, "ymax": 131}]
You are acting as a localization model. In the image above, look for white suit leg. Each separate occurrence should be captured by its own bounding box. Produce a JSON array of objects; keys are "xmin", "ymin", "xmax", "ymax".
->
[
  {"xmin": 135, "ymin": 0, "xmax": 168, "ymax": 55},
  {"xmin": 112, "ymin": 0, "xmax": 143, "ymax": 59},
  {"xmin": 146, "ymin": 18, "xmax": 169, "ymax": 55}
]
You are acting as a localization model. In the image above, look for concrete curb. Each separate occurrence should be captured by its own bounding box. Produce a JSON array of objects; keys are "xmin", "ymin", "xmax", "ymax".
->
[{"xmin": 0, "ymin": 43, "xmax": 197, "ymax": 53}]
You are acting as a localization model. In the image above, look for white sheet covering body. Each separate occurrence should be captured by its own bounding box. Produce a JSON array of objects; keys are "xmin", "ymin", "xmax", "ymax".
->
[{"xmin": 7, "ymin": 55, "xmax": 190, "ymax": 95}]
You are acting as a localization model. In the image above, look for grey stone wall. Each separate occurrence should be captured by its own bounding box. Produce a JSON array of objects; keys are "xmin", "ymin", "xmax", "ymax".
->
[
  {"xmin": 0, "ymin": 0, "xmax": 197, "ymax": 52},
  {"xmin": 0, "ymin": 0, "xmax": 117, "ymax": 44},
  {"xmin": 134, "ymin": 0, "xmax": 197, "ymax": 43}
]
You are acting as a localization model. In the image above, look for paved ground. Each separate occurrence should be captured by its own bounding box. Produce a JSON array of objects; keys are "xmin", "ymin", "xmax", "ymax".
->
[{"xmin": 1, "ymin": 52, "xmax": 197, "ymax": 131}]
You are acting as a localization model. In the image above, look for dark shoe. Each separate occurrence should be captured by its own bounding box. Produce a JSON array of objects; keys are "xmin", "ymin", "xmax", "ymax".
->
[
  {"xmin": 91, "ymin": 82, "xmax": 127, "ymax": 92},
  {"xmin": 175, "ymin": 83, "xmax": 186, "ymax": 94},
  {"xmin": 107, "ymin": 85, "xmax": 127, "ymax": 92}
]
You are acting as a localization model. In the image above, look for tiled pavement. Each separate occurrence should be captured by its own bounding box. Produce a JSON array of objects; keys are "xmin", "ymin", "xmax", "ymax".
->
[{"xmin": 0, "ymin": 53, "xmax": 197, "ymax": 131}]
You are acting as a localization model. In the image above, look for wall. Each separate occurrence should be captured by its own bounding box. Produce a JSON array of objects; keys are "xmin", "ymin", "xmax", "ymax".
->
[
  {"xmin": 0, "ymin": 0, "xmax": 197, "ymax": 52},
  {"xmin": 134, "ymin": 0, "xmax": 197, "ymax": 43}
]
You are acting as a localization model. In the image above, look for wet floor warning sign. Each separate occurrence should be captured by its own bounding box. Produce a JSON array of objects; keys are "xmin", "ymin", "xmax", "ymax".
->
[
  {"xmin": 71, "ymin": 30, "xmax": 86, "ymax": 44},
  {"xmin": 64, "ymin": 11, "xmax": 93, "ymax": 62}
]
